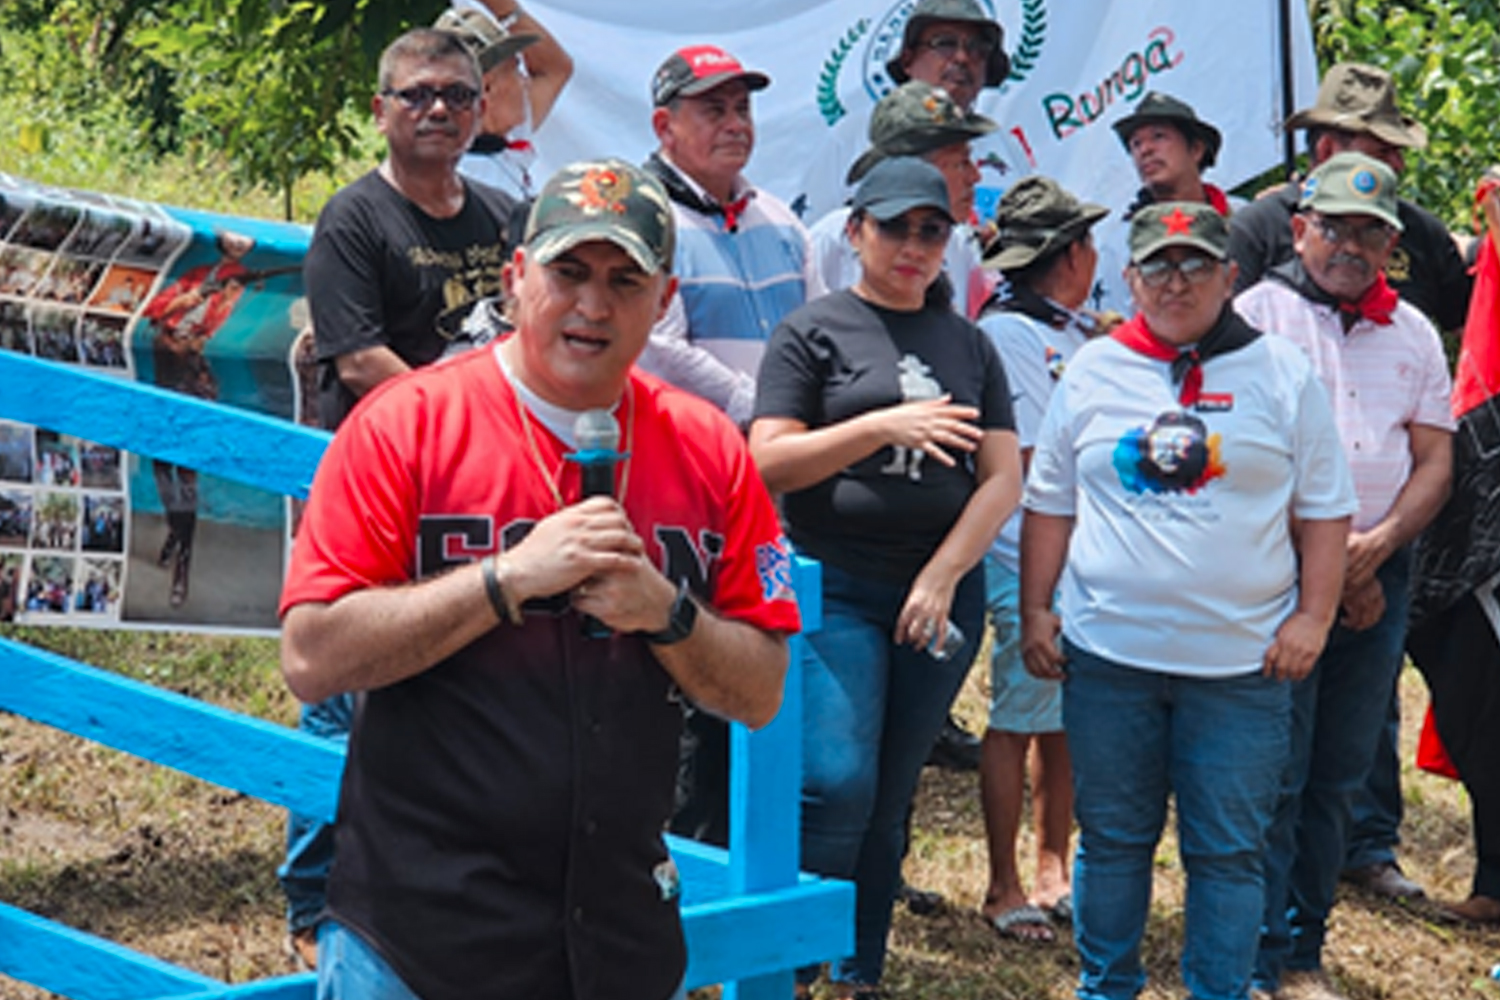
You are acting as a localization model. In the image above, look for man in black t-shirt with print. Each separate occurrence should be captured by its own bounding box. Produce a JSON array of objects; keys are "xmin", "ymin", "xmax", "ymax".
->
[
  {"xmin": 288, "ymin": 26, "xmax": 516, "ymax": 970},
  {"xmin": 305, "ymin": 27, "xmax": 516, "ymax": 430}
]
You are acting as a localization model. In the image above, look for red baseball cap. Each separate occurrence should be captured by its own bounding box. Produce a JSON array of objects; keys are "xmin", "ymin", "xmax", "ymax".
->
[{"xmin": 651, "ymin": 44, "xmax": 770, "ymax": 107}]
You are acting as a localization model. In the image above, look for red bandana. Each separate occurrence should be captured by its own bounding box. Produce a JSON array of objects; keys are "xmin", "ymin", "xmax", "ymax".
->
[
  {"xmin": 721, "ymin": 193, "xmax": 751, "ymax": 232},
  {"xmin": 1112, "ymin": 315, "xmax": 1207, "ymax": 406},
  {"xmin": 1338, "ymin": 272, "xmax": 1399, "ymax": 326},
  {"xmin": 1204, "ymin": 183, "xmax": 1231, "ymax": 217}
]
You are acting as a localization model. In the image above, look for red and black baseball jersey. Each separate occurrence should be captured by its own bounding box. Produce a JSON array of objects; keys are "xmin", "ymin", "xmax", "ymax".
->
[{"xmin": 282, "ymin": 345, "xmax": 799, "ymax": 1000}]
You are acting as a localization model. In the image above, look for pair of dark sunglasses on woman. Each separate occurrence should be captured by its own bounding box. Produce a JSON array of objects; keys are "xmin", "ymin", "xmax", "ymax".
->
[{"xmin": 874, "ymin": 216, "xmax": 953, "ymax": 247}]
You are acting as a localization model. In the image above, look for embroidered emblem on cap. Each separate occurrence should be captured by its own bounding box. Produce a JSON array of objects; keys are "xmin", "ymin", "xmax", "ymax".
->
[
  {"xmin": 1301, "ymin": 176, "xmax": 1320, "ymax": 200},
  {"xmin": 575, "ymin": 166, "xmax": 631, "ymax": 215},
  {"xmin": 1162, "ymin": 206, "xmax": 1194, "ymax": 236},
  {"xmin": 1350, "ymin": 169, "xmax": 1379, "ymax": 197}
]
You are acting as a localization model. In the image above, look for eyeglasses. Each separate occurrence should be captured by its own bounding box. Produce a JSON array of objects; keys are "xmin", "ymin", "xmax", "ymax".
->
[
  {"xmin": 920, "ymin": 33, "xmax": 996, "ymax": 60},
  {"xmin": 1135, "ymin": 255, "xmax": 1220, "ymax": 288},
  {"xmin": 875, "ymin": 216, "xmax": 952, "ymax": 247},
  {"xmin": 1308, "ymin": 213, "xmax": 1396, "ymax": 252},
  {"xmin": 382, "ymin": 83, "xmax": 480, "ymax": 113}
]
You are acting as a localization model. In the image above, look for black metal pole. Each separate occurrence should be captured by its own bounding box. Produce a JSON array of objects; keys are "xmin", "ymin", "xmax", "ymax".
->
[{"xmin": 1279, "ymin": 0, "xmax": 1299, "ymax": 179}]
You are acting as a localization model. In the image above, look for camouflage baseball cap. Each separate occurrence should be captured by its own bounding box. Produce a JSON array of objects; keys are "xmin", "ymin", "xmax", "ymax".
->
[
  {"xmin": 984, "ymin": 175, "xmax": 1108, "ymax": 272},
  {"xmin": 1297, "ymin": 151, "xmax": 1404, "ymax": 231},
  {"xmin": 1285, "ymin": 62, "xmax": 1427, "ymax": 149},
  {"xmin": 433, "ymin": 7, "xmax": 538, "ymax": 74},
  {"xmin": 525, "ymin": 160, "xmax": 676, "ymax": 274},
  {"xmin": 651, "ymin": 44, "xmax": 770, "ymax": 107},
  {"xmin": 886, "ymin": 0, "xmax": 1010, "ymax": 90},
  {"xmin": 1111, "ymin": 91, "xmax": 1223, "ymax": 170},
  {"xmin": 846, "ymin": 81, "xmax": 997, "ymax": 183},
  {"xmin": 1128, "ymin": 202, "xmax": 1229, "ymax": 263}
]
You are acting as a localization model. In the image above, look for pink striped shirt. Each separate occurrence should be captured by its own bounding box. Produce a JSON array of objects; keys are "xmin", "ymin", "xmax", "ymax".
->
[{"xmin": 1236, "ymin": 280, "xmax": 1454, "ymax": 531}]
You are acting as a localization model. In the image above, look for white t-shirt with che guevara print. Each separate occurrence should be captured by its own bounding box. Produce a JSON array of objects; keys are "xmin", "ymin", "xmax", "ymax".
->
[{"xmin": 1024, "ymin": 332, "xmax": 1356, "ymax": 676}]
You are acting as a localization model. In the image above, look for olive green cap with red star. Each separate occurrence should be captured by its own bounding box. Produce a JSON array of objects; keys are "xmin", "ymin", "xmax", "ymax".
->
[{"xmin": 1128, "ymin": 201, "xmax": 1229, "ymax": 264}]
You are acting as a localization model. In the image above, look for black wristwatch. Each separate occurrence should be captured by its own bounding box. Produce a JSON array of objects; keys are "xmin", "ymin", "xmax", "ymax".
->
[{"xmin": 641, "ymin": 579, "xmax": 698, "ymax": 645}]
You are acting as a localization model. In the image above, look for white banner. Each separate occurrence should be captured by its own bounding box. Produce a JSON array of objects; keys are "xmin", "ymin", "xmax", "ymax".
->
[{"xmin": 524, "ymin": 0, "xmax": 1319, "ymax": 311}]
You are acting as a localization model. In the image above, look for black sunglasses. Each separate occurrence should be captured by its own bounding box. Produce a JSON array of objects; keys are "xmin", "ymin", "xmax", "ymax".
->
[
  {"xmin": 875, "ymin": 216, "xmax": 952, "ymax": 247},
  {"xmin": 1135, "ymin": 255, "xmax": 1220, "ymax": 288},
  {"xmin": 382, "ymin": 83, "xmax": 480, "ymax": 113}
]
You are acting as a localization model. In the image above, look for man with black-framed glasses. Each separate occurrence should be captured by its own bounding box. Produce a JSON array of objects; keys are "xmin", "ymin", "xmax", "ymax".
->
[
  {"xmin": 288, "ymin": 26, "xmax": 518, "ymax": 970},
  {"xmin": 1238, "ymin": 152, "xmax": 1453, "ymax": 1000},
  {"xmin": 795, "ymin": 0, "xmax": 1010, "ymax": 227}
]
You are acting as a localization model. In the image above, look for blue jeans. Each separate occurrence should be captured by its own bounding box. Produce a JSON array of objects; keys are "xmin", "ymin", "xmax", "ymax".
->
[
  {"xmin": 1063, "ymin": 642, "xmax": 1290, "ymax": 1000},
  {"xmin": 799, "ymin": 561, "xmax": 982, "ymax": 987},
  {"xmin": 315, "ymin": 921, "xmax": 691, "ymax": 1000},
  {"xmin": 317, "ymin": 921, "xmax": 422, "ymax": 1000},
  {"xmin": 1343, "ymin": 686, "xmax": 1404, "ymax": 870},
  {"xmin": 281, "ymin": 692, "xmax": 355, "ymax": 934},
  {"xmin": 1256, "ymin": 550, "xmax": 1411, "ymax": 988}
]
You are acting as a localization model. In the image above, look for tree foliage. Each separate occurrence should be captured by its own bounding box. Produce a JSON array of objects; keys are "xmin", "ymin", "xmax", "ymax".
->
[
  {"xmin": 0, "ymin": 0, "xmax": 446, "ymax": 219},
  {"xmin": 1309, "ymin": 0, "xmax": 1500, "ymax": 229}
]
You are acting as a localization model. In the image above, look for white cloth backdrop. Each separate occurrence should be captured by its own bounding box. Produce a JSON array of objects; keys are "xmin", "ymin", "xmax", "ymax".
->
[{"xmin": 522, "ymin": 0, "xmax": 1319, "ymax": 313}]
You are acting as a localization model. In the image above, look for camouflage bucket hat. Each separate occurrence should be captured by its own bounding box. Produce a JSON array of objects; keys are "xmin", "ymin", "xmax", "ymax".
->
[
  {"xmin": 1111, "ymin": 91, "xmax": 1223, "ymax": 170},
  {"xmin": 1285, "ymin": 62, "xmax": 1428, "ymax": 149},
  {"xmin": 846, "ymin": 80, "xmax": 996, "ymax": 184},
  {"xmin": 886, "ymin": 0, "xmax": 1010, "ymax": 91},
  {"xmin": 433, "ymin": 7, "xmax": 538, "ymax": 74},
  {"xmin": 1128, "ymin": 202, "xmax": 1229, "ymax": 263},
  {"xmin": 984, "ymin": 175, "xmax": 1108, "ymax": 271},
  {"xmin": 1298, "ymin": 151, "xmax": 1404, "ymax": 232},
  {"xmin": 526, "ymin": 159, "xmax": 676, "ymax": 274}
]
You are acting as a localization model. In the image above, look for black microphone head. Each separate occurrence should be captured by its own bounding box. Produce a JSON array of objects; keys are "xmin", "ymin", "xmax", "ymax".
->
[{"xmin": 574, "ymin": 408, "xmax": 620, "ymax": 454}]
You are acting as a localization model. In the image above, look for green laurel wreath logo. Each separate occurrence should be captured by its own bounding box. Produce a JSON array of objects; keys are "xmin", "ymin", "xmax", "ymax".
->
[
  {"xmin": 1008, "ymin": 0, "xmax": 1046, "ymax": 82},
  {"xmin": 818, "ymin": 19, "xmax": 870, "ymax": 126}
]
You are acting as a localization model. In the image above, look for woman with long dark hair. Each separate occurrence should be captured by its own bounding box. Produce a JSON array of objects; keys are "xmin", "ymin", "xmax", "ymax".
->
[{"xmin": 751, "ymin": 157, "xmax": 1021, "ymax": 998}]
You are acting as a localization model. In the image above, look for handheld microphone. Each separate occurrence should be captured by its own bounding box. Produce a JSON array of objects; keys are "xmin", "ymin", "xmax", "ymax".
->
[
  {"xmin": 567, "ymin": 409, "xmax": 622, "ymax": 638},
  {"xmin": 571, "ymin": 409, "xmax": 621, "ymax": 499}
]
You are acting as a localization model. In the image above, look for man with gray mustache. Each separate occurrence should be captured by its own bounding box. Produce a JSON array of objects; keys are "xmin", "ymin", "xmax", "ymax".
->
[{"xmin": 1236, "ymin": 152, "xmax": 1453, "ymax": 1000}]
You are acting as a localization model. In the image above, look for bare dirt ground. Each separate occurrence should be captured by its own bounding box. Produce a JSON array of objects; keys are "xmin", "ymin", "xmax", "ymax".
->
[{"xmin": 1, "ymin": 628, "xmax": 1496, "ymax": 999}]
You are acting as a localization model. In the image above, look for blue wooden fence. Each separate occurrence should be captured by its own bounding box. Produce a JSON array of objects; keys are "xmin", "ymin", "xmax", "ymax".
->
[{"xmin": 0, "ymin": 349, "xmax": 853, "ymax": 999}]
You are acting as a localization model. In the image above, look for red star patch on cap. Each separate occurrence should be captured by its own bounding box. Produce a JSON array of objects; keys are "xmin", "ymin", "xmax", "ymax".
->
[{"xmin": 1162, "ymin": 207, "xmax": 1194, "ymax": 236}]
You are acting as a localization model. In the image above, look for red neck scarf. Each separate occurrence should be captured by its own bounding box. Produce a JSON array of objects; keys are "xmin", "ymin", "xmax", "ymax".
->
[
  {"xmin": 1111, "ymin": 307, "xmax": 1260, "ymax": 407},
  {"xmin": 1338, "ymin": 272, "xmax": 1399, "ymax": 326},
  {"xmin": 1204, "ymin": 183, "xmax": 1231, "ymax": 217},
  {"xmin": 721, "ymin": 193, "xmax": 752, "ymax": 232}
]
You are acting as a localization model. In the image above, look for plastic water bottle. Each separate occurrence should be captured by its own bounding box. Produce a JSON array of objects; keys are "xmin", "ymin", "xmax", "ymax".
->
[{"xmin": 927, "ymin": 620, "xmax": 966, "ymax": 661}]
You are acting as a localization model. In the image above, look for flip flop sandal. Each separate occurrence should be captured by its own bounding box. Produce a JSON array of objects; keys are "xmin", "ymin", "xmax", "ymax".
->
[{"xmin": 987, "ymin": 903, "xmax": 1056, "ymax": 943}]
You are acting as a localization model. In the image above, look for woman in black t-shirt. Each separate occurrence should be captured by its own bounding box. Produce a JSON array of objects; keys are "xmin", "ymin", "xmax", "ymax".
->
[{"xmin": 751, "ymin": 158, "xmax": 1021, "ymax": 998}]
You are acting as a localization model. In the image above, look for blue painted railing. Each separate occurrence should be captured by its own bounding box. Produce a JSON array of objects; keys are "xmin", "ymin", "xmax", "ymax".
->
[{"xmin": 0, "ymin": 349, "xmax": 853, "ymax": 1000}]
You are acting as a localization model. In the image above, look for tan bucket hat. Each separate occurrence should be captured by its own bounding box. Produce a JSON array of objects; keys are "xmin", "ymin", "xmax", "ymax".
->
[{"xmin": 1284, "ymin": 62, "xmax": 1428, "ymax": 149}]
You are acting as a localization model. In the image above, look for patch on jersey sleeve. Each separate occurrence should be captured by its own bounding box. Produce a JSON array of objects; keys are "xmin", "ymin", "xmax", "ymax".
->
[{"xmin": 756, "ymin": 536, "xmax": 796, "ymax": 603}]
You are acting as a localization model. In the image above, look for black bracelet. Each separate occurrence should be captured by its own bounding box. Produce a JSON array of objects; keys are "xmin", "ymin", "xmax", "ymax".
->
[{"xmin": 481, "ymin": 555, "xmax": 522, "ymax": 626}]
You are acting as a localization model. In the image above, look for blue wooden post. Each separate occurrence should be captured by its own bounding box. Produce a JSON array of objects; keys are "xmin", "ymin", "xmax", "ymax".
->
[{"xmin": 723, "ymin": 557, "xmax": 825, "ymax": 1000}]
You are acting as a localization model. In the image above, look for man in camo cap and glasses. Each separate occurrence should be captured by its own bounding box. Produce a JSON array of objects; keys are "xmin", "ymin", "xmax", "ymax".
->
[
  {"xmin": 281, "ymin": 158, "xmax": 797, "ymax": 1000},
  {"xmin": 1238, "ymin": 152, "xmax": 1454, "ymax": 1000},
  {"xmin": 808, "ymin": 79, "xmax": 997, "ymax": 317},
  {"xmin": 1231, "ymin": 60, "xmax": 1472, "ymax": 914}
]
